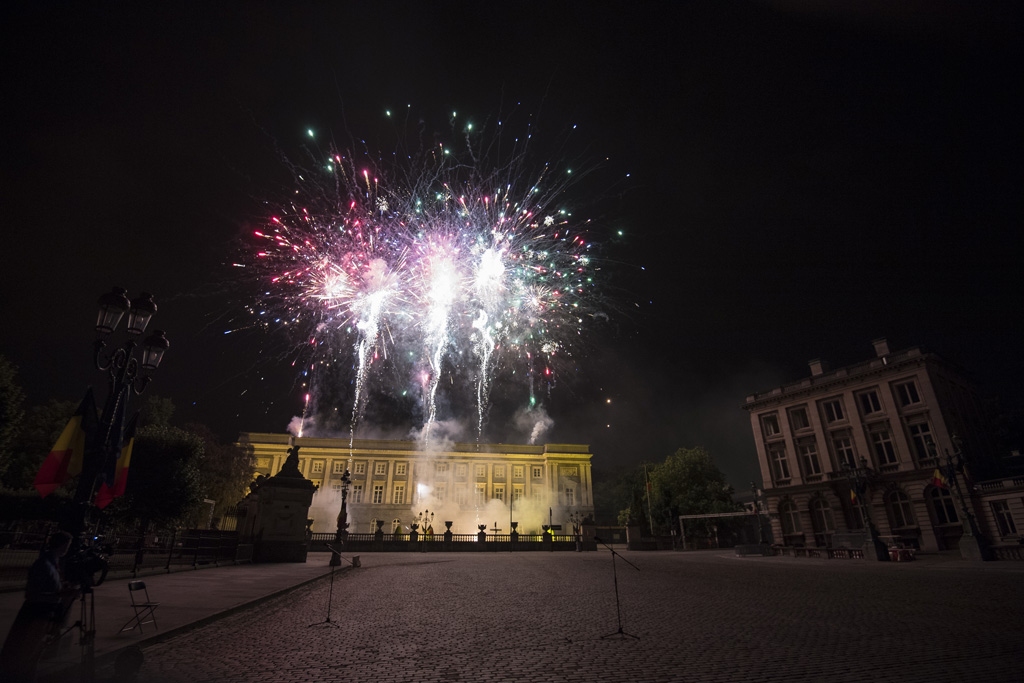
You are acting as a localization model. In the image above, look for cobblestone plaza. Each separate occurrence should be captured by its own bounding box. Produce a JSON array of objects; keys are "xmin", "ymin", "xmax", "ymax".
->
[{"xmin": 131, "ymin": 551, "xmax": 1024, "ymax": 683}]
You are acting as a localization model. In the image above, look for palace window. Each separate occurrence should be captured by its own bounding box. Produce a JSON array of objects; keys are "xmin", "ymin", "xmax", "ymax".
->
[
  {"xmin": 858, "ymin": 390, "xmax": 883, "ymax": 416},
  {"xmin": 369, "ymin": 518, "xmax": 378, "ymax": 533},
  {"xmin": 822, "ymin": 399, "xmax": 845, "ymax": 423},
  {"xmin": 797, "ymin": 441, "xmax": 821, "ymax": 477},
  {"xmin": 886, "ymin": 490, "xmax": 917, "ymax": 529},
  {"xmin": 532, "ymin": 488, "xmax": 544, "ymax": 503},
  {"xmin": 354, "ymin": 462, "xmax": 366, "ymax": 475},
  {"xmin": 494, "ymin": 485, "xmax": 505, "ymax": 502},
  {"xmin": 565, "ymin": 488, "xmax": 576, "ymax": 506},
  {"xmin": 769, "ymin": 444, "xmax": 790, "ymax": 482},
  {"xmin": 396, "ymin": 462, "xmax": 407, "ymax": 476},
  {"xmin": 513, "ymin": 465, "xmax": 524, "ymax": 479},
  {"xmin": 433, "ymin": 484, "xmax": 446, "ymax": 502},
  {"xmin": 895, "ymin": 380, "xmax": 921, "ymax": 407},
  {"xmin": 475, "ymin": 483, "xmax": 487, "ymax": 505},
  {"xmin": 789, "ymin": 407, "xmax": 810, "ymax": 431},
  {"xmin": 512, "ymin": 485, "xmax": 524, "ymax": 504},
  {"xmin": 436, "ymin": 462, "xmax": 449, "ymax": 475},
  {"xmin": 374, "ymin": 462, "xmax": 387, "ymax": 476},
  {"xmin": 762, "ymin": 413, "xmax": 781, "ymax": 437},
  {"xmin": 992, "ymin": 500, "xmax": 1017, "ymax": 537},
  {"xmin": 351, "ymin": 484, "xmax": 363, "ymax": 503},
  {"xmin": 475, "ymin": 464, "xmax": 487, "ymax": 478},
  {"xmin": 454, "ymin": 485, "xmax": 468, "ymax": 506},
  {"xmin": 928, "ymin": 487, "xmax": 958, "ymax": 526},
  {"xmin": 810, "ymin": 498, "xmax": 835, "ymax": 545},
  {"xmin": 372, "ymin": 484, "xmax": 384, "ymax": 504},
  {"xmin": 494, "ymin": 465, "xmax": 505, "ymax": 478},
  {"xmin": 393, "ymin": 483, "xmax": 405, "ymax": 505},
  {"xmin": 333, "ymin": 461, "xmax": 345, "ymax": 474},
  {"xmin": 455, "ymin": 463, "xmax": 467, "ymax": 478},
  {"xmin": 779, "ymin": 500, "xmax": 802, "ymax": 536},
  {"xmin": 311, "ymin": 461, "xmax": 324, "ymax": 474},
  {"xmin": 532, "ymin": 466, "xmax": 543, "ymax": 479},
  {"xmin": 870, "ymin": 428, "xmax": 898, "ymax": 466},
  {"xmin": 831, "ymin": 432, "xmax": 857, "ymax": 470}
]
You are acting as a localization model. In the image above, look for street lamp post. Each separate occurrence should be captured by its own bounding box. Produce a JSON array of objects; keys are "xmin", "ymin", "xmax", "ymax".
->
[
  {"xmin": 940, "ymin": 438, "xmax": 992, "ymax": 561},
  {"xmin": 329, "ymin": 467, "xmax": 352, "ymax": 567},
  {"xmin": 70, "ymin": 288, "xmax": 169, "ymax": 537},
  {"xmin": 843, "ymin": 457, "xmax": 890, "ymax": 562},
  {"xmin": 750, "ymin": 482, "xmax": 765, "ymax": 546}
]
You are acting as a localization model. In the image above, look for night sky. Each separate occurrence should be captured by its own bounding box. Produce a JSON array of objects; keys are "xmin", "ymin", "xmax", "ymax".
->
[{"xmin": 2, "ymin": 2, "xmax": 1021, "ymax": 489}]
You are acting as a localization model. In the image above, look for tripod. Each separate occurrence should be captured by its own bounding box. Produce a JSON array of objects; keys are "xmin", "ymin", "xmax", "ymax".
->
[
  {"xmin": 595, "ymin": 537, "xmax": 640, "ymax": 640},
  {"xmin": 309, "ymin": 544, "xmax": 357, "ymax": 628}
]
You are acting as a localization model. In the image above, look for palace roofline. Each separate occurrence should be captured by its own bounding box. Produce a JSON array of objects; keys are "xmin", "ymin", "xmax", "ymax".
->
[{"xmin": 237, "ymin": 432, "xmax": 590, "ymax": 455}]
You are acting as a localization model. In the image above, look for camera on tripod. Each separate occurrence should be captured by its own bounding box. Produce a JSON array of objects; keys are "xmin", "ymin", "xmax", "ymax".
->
[{"xmin": 64, "ymin": 538, "xmax": 110, "ymax": 591}]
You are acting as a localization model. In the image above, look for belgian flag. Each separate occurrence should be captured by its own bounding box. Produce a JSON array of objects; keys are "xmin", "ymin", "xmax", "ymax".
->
[
  {"xmin": 931, "ymin": 468, "xmax": 949, "ymax": 489},
  {"xmin": 33, "ymin": 389, "xmax": 97, "ymax": 497},
  {"xmin": 95, "ymin": 413, "xmax": 137, "ymax": 510},
  {"xmin": 849, "ymin": 488, "xmax": 858, "ymax": 505}
]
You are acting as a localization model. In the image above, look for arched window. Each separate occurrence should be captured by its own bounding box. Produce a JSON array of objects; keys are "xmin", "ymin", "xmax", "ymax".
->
[
  {"xmin": 369, "ymin": 517, "xmax": 378, "ymax": 533},
  {"xmin": 927, "ymin": 487, "xmax": 959, "ymax": 526},
  {"xmin": 886, "ymin": 490, "xmax": 917, "ymax": 529},
  {"xmin": 810, "ymin": 498, "xmax": 835, "ymax": 546},
  {"xmin": 779, "ymin": 500, "xmax": 802, "ymax": 536},
  {"xmin": 392, "ymin": 518, "xmax": 402, "ymax": 535}
]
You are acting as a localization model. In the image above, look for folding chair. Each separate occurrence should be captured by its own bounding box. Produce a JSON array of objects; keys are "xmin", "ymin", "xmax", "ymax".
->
[{"xmin": 119, "ymin": 580, "xmax": 159, "ymax": 633}]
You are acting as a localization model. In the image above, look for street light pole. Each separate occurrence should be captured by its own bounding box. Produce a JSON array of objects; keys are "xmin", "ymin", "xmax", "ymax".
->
[
  {"xmin": 941, "ymin": 438, "xmax": 991, "ymax": 561},
  {"xmin": 329, "ymin": 467, "xmax": 352, "ymax": 567},
  {"xmin": 843, "ymin": 457, "xmax": 889, "ymax": 562}
]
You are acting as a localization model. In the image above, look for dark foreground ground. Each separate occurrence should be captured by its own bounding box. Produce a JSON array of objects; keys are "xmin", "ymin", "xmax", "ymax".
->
[{"xmin": 126, "ymin": 550, "xmax": 1023, "ymax": 683}]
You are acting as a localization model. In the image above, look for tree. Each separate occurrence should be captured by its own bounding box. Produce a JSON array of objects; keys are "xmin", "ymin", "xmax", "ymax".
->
[
  {"xmin": 648, "ymin": 447, "xmax": 743, "ymax": 540},
  {"xmin": 0, "ymin": 355, "xmax": 26, "ymax": 484},
  {"xmin": 184, "ymin": 423, "xmax": 255, "ymax": 519},
  {"xmin": 105, "ymin": 425, "xmax": 204, "ymax": 533},
  {"xmin": 2, "ymin": 399, "xmax": 78, "ymax": 491},
  {"xmin": 138, "ymin": 394, "xmax": 175, "ymax": 429}
]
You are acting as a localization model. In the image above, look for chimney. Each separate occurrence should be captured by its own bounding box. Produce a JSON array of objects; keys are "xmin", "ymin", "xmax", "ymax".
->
[
  {"xmin": 808, "ymin": 358, "xmax": 829, "ymax": 376},
  {"xmin": 872, "ymin": 338, "xmax": 890, "ymax": 358}
]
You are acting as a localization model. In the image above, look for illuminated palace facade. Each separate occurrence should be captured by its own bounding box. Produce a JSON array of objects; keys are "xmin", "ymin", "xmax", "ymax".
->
[
  {"xmin": 743, "ymin": 339, "xmax": 1021, "ymax": 554},
  {"xmin": 237, "ymin": 433, "xmax": 595, "ymax": 534}
]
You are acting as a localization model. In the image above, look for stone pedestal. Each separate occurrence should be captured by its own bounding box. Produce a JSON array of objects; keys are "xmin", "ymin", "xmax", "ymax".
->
[
  {"xmin": 245, "ymin": 446, "xmax": 317, "ymax": 563},
  {"xmin": 959, "ymin": 534, "xmax": 993, "ymax": 561}
]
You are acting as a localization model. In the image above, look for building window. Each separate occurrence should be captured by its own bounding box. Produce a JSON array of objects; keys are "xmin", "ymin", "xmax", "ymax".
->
[
  {"xmin": 831, "ymin": 433, "xmax": 857, "ymax": 470},
  {"xmin": 433, "ymin": 484, "xmax": 446, "ymax": 502},
  {"xmin": 895, "ymin": 380, "xmax": 921, "ymax": 407},
  {"xmin": 435, "ymin": 462, "xmax": 449, "ymax": 475},
  {"xmin": 532, "ymin": 488, "xmax": 544, "ymax": 503},
  {"xmin": 374, "ymin": 462, "xmax": 387, "ymax": 476},
  {"xmin": 513, "ymin": 465, "xmax": 524, "ymax": 479},
  {"xmin": 532, "ymin": 466, "xmax": 543, "ymax": 479},
  {"xmin": 810, "ymin": 498, "xmax": 835, "ymax": 546},
  {"xmin": 454, "ymin": 485, "xmax": 468, "ymax": 506},
  {"xmin": 907, "ymin": 422, "xmax": 935, "ymax": 462},
  {"xmin": 372, "ymin": 484, "xmax": 384, "ymax": 504},
  {"xmin": 475, "ymin": 464, "xmax": 487, "ymax": 478},
  {"xmin": 333, "ymin": 461, "xmax": 346, "ymax": 474},
  {"xmin": 494, "ymin": 465, "xmax": 505, "ymax": 478},
  {"xmin": 769, "ymin": 444, "xmax": 791, "ymax": 482},
  {"xmin": 928, "ymin": 487, "xmax": 958, "ymax": 526},
  {"xmin": 779, "ymin": 500, "xmax": 802, "ymax": 536},
  {"xmin": 797, "ymin": 441, "xmax": 821, "ymax": 477},
  {"xmin": 392, "ymin": 518, "xmax": 402, "ymax": 535},
  {"xmin": 455, "ymin": 463, "xmax": 467, "ymax": 478},
  {"xmin": 331, "ymin": 482, "xmax": 343, "ymax": 493},
  {"xmin": 494, "ymin": 485, "xmax": 505, "ymax": 502},
  {"xmin": 393, "ymin": 483, "xmax": 405, "ymax": 505},
  {"xmin": 870, "ymin": 428, "xmax": 898, "ymax": 466},
  {"xmin": 311, "ymin": 461, "xmax": 324, "ymax": 474},
  {"xmin": 762, "ymin": 413, "xmax": 781, "ymax": 437},
  {"xmin": 992, "ymin": 500, "xmax": 1017, "ymax": 537},
  {"xmin": 565, "ymin": 488, "xmax": 576, "ymax": 506},
  {"xmin": 886, "ymin": 490, "xmax": 917, "ymax": 529},
  {"xmin": 822, "ymin": 399, "xmax": 845, "ymax": 424},
  {"xmin": 396, "ymin": 462, "xmax": 407, "ymax": 476},
  {"xmin": 351, "ymin": 484, "xmax": 363, "ymax": 503},
  {"xmin": 512, "ymin": 485, "xmax": 524, "ymax": 504},
  {"xmin": 789, "ymin": 407, "xmax": 810, "ymax": 431},
  {"xmin": 475, "ymin": 483, "xmax": 487, "ymax": 505},
  {"xmin": 369, "ymin": 518, "xmax": 377, "ymax": 533},
  {"xmin": 354, "ymin": 462, "xmax": 366, "ymax": 475},
  {"xmin": 858, "ymin": 390, "xmax": 883, "ymax": 416}
]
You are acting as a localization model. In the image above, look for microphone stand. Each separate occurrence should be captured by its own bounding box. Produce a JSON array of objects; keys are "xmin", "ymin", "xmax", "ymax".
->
[
  {"xmin": 308, "ymin": 543, "xmax": 355, "ymax": 628},
  {"xmin": 595, "ymin": 537, "xmax": 640, "ymax": 640}
]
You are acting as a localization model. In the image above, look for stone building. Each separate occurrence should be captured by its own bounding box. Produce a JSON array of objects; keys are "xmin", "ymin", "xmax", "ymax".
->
[
  {"xmin": 742, "ymin": 339, "xmax": 1021, "ymax": 555},
  {"xmin": 237, "ymin": 433, "xmax": 594, "ymax": 535}
]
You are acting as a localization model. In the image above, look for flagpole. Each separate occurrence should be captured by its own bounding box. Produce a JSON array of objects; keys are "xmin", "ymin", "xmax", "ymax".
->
[{"xmin": 644, "ymin": 464, "xmax": 654, "ymax": 535}]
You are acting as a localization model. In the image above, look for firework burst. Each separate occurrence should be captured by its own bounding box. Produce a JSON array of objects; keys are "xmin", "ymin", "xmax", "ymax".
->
[{"xmin": 242, "ymin": 115, "xmax": 604, "ymax": 443}]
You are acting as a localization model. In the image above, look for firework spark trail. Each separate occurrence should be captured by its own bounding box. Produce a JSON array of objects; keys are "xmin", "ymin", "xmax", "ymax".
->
[{"xmin": 245, "ymin": 122, "xmax": 602, "ymax": 442}]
